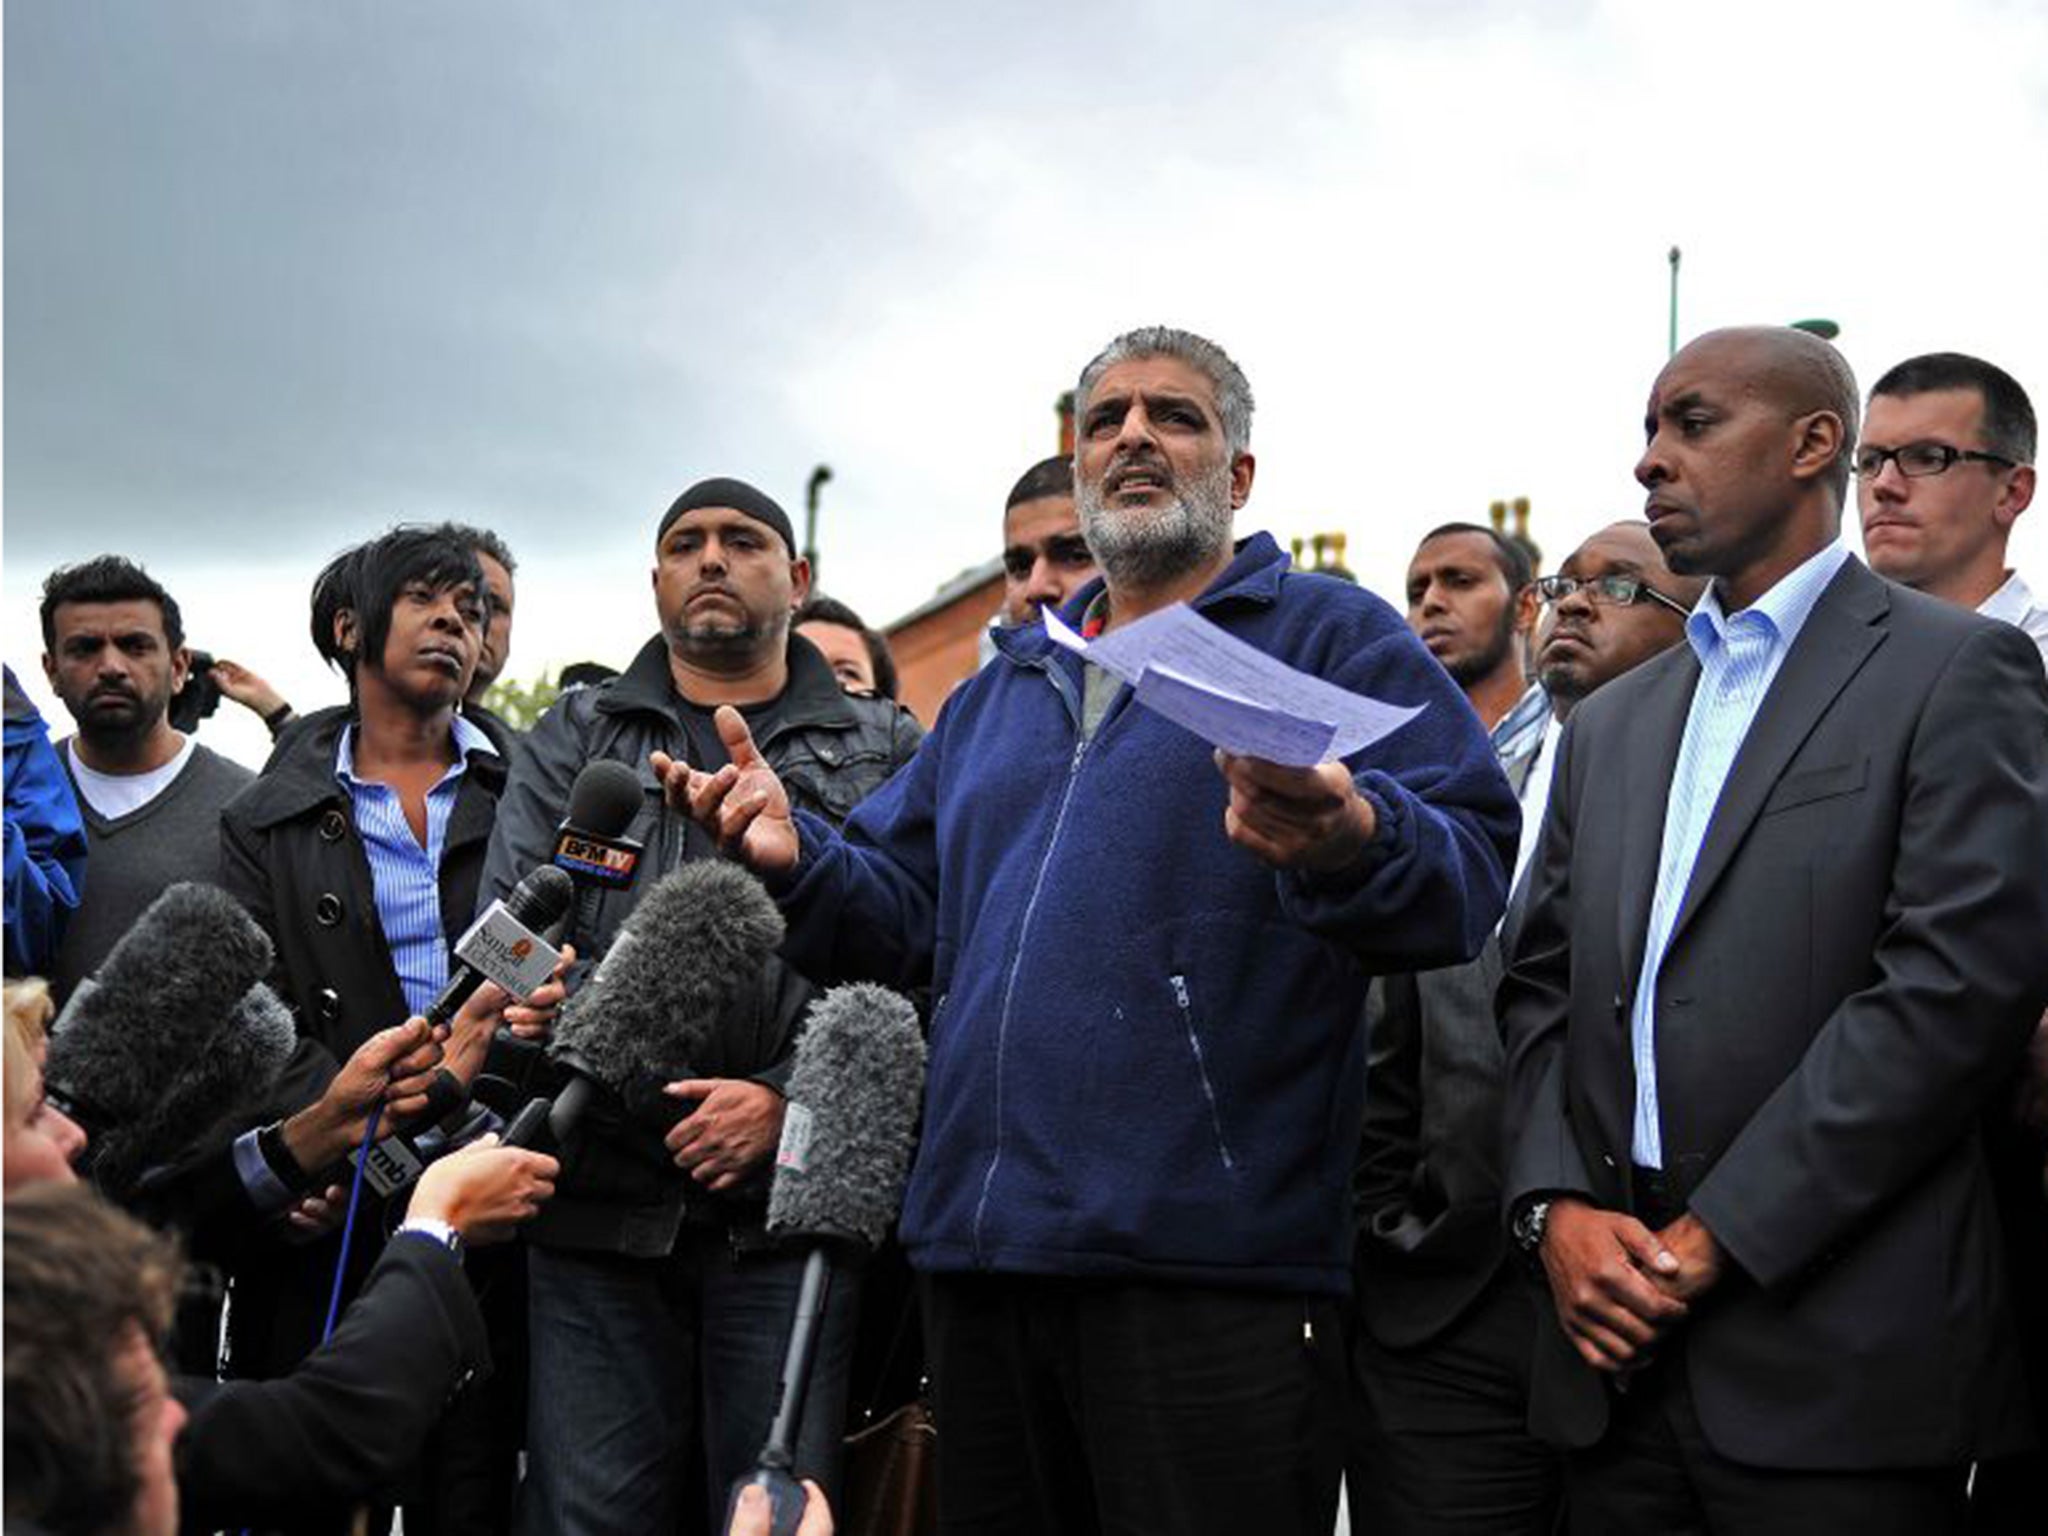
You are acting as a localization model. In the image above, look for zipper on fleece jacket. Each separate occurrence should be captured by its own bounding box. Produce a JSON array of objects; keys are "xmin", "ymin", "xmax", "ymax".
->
[
  {"xmin": 1170, "ymin": 973, "xmax": 1236, "ymax": 1172},
  {"xmin": 969, "ymin": 654, "xmax": 1089, "ymax": 1266}
]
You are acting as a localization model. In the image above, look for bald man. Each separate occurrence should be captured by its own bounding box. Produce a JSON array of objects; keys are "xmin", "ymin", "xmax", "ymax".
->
[{"xmin": 1502, "ymin": 328, "xmax": 2048, "ymax": 1531}]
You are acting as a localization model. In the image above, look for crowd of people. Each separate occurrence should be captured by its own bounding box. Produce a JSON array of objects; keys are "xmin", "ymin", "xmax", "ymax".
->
[{"xmin": 4, "ymin": 323, "xmax": 2046, "ymax": 1536}]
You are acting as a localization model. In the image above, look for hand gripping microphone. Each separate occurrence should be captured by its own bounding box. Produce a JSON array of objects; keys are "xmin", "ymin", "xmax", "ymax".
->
[
  {"xmin": 503, "ymin": 859, "xmax": 787, "ymax": 1154},
  {"xmin": 725, "ymin": 983, "xmax": 926, "ymax": 1536},
  {"xmin": 487, "ymin": 762, "xmax": 642, "ymax": 1091},
  {"xmin": 351, "ymin": 864, "xmax": 574, "ymax": 1197},
  {"xmin": 425, "ymin": 864, "xmax": 574, "ymax": 1029},
  {"xmin": 46, "ymin": 882, "xmax": 299, "ymax": 1201}
]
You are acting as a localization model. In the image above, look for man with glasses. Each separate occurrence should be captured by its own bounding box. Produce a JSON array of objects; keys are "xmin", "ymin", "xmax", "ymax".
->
[
  {"xmin": 1858, "ymin": 354, "xmax": 2047, "ymax": 1536},
  {"xmin": 1857, "ymin": 353, "xmax": 2043, "ymax": 662},
  {"xmin": 1514, "ymin": 528, "xmax": 1707, "ymax": 900},
  {"xmin": 1501, "ymin": 327, "xmax": 2048, "ymax": 1532},
  {"xmin": 1349, "ymin": 521, "xmax": 1700, "ymax": 1534}
]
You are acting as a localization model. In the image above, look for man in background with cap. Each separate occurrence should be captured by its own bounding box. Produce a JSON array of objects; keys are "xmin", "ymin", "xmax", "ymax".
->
[{"xmin": 482, "ymin": 478, "xmax": 923, "ymax": 1535}]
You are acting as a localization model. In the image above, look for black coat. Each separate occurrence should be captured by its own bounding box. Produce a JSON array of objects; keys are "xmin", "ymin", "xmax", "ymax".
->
[
  {"xmin": 1353, "ymin": 732, "xmax": 1545, "ymax": 1349},
  {"xmin": 220, "ymin": 704, "xmax": 508, "ymax": 1087},
  {"xmin": 215, "ymin": 705, "xmax": 507, "ymax": 1381},
  {"xmin": 176, "ymin": 1235, "xmax": 490, "ymax": 1530}
]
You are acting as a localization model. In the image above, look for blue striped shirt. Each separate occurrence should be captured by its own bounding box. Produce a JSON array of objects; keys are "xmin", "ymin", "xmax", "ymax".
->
[
  {"xmin": 1490, "ymin": 680, "xmax": 1551, "ymax": 773},
  {"xmin": 1630, "ymin": 541, "xmax": 1851, "ymax": 1168},
  {"xmin": 335, "ymin": 715, "xmax": 496, "ymax": 1017}
]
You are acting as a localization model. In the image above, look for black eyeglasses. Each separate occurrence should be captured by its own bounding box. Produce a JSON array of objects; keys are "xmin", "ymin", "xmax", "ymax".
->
[
  {"xmin": 1853, "ymin": 442, "xmax": 2017, "ymax": 480},
  {"xmin": 1535, "ymin": 574, "xmax": 1691, "ymax": 617}
]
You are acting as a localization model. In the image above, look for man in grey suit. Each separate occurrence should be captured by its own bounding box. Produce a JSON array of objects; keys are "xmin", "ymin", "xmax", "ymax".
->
[
  {"xmin": 1350, "ymin": 521, "xmax": 1702, "ymax": 1532},
  {"xmin": 1502, "ymin": 326, "xmax": 2048, "ymax": 1532}
]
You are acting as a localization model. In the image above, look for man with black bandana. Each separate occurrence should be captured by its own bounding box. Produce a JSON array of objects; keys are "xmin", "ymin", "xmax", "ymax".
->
[{"xmin": 481, "ymin": 477, "xmax": 923, "ymax": 1536}]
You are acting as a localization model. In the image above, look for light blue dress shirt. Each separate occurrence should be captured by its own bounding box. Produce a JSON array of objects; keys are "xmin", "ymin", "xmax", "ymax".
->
[
  {"xmin": 1630, "ymin": 541, "xmax": 1852, "ymax": 1168},
  {"xmin": 336, "ymin": 714, "xmax": 496, "ymax": 1018}
]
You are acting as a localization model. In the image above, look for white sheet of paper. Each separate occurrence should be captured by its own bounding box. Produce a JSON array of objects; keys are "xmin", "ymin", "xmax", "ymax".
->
[{"xmin": 1044, "ymin": 602, "xmax": 1424, "ymax": 765}]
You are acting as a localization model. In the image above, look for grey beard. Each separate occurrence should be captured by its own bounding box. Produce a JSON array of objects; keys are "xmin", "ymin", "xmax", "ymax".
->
[{"xmin": 1078, "ymin": 463, "xmax": 1235, "ymax": 591}]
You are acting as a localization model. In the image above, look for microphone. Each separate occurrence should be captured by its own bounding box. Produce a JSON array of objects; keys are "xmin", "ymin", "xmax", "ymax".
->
[
  {"xmin": 550, "ymin": 759, "xmax": 646, "ymax": 893},
  {"xmin": 726, "ymin": 983, "xmax": 926, "ymax": 1535},
  {"xmin": 45, "ymin": 882, "xmax": 299, "ymax": 1200},
  {"xmin": 426, "ymin": 864, "xmax": 574, "ymax": 1028},
  {"xmin": 350, "ymin": 863, "xmax": 572, "ymax": 1197},
  {"xmin": 505, "ymin": 859, "xmax": 787, "ymax": 1155},
  {"xmin": 493, "ymin": 762, "xmax": 645, "ymax": 1090}
]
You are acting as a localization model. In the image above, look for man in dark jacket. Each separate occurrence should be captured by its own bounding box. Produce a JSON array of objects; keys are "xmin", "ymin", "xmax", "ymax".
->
[
  {"xmin": 672, "ymin": 327, "xmax": 1519, "ymax": 1536},
  {"xmin": 1349, "ymin": 521, "xmax": 1702, "ymax": 1533},
  {"xmin": 481, "ymin": 477, "xmax": 921, "ymax": 1536},
  {"xmin": 1503, "ymin": 328, "xmax": 2048, "ymax": 1531}
]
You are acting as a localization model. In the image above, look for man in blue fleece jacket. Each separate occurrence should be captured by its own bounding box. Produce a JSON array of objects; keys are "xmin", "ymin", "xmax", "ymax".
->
[{"xmin": 662, "ymin": 327, "xmax": 1519, "ymax": 1536}]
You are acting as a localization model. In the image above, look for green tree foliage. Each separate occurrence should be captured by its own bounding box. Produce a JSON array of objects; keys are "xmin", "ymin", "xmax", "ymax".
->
[{"xmin": 479, "ymin": 670, "xmax": 561, "ymax": 732}]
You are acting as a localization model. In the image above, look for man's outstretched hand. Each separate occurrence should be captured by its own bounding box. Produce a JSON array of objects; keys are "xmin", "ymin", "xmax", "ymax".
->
[{"xmin": 651, "ymin": 706, "xmax": 799, "ymax": 874}]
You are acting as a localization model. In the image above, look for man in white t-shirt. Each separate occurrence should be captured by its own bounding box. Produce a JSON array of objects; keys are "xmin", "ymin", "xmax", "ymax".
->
[{"xmin": 38, "ymin": 555, "xmax": 253, "ymax": 1002}]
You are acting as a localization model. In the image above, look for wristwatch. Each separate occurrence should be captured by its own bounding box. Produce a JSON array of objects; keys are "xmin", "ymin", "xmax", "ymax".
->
[
  {"xmin": 1511, "ymin": 1197, "xmax": 1553, "ymax": 1259},
  {"xmin": 397, "ymin": 1216, "xmax": 465, "ymax": 1261}
]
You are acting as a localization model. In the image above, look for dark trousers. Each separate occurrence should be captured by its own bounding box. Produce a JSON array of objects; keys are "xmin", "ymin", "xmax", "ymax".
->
[
  {"xmin": 921, "ymin": 1272, "xmax": 1344, "ymax": 1536},
  {"xmin": 1971, "ymin": 1115, "xmax": 2048, "ymax": 1535},
  {"xmin": 1567, "ymin": 1349, "xmax": 1969, "ymax": 1536},
  {"xmin": 1346, "ymin": 1268, "xmax": 1562, "ymax": 1534},
  {"xmin": 518, "ymin": 1230, "xmax": 861, "ymax": 1536}
]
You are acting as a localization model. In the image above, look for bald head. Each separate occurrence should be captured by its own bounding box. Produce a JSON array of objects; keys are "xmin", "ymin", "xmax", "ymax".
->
[
  {"xmin": 1677, "ymin": 327, "xmax": 1861, "ymax": 501},
  {"xmin": 1638, "ymin": 327, "xmax": 1859, "ymax": 608}
]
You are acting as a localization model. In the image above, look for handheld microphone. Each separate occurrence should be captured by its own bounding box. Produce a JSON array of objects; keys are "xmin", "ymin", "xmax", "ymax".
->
[
  {"xmin": 496, "ymin": 761, "xmax": 644, "ymax": 1089},
  {"xmin": 352, "ymin": 863, "xmax": 573, "ymax": 1197},
  {"xmin": 45, "ymin": 882, "xmax": 299, "ymax": 1200},
  {"xmin": 726, "ymin": 983, "xmax": 926, "ymax": 1535},
  {"xmin": 550, "ymin": 759, "xmax": 646, "ymax": 893},
  {"xmin": 426, "ymin": 864, "xmax": 574, "ymax": 1028},
  {"xmin": 504, "ymin": 859, "xmax": 786, "ymax": 1155}
]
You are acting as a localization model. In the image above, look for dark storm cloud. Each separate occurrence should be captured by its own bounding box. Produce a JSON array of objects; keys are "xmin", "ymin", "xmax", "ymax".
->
[{"xmin": 4, "ymin": 2, "xmax": 936, "ymax": 564}]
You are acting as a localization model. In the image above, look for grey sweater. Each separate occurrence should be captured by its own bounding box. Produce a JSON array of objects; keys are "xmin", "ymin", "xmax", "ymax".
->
[{"xmin": 53, "ymin": 741, "xmax": 254, "ymax": 1002}]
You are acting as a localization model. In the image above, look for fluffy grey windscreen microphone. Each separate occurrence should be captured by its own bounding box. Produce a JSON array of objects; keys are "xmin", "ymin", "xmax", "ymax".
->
[
  {"xmin": 550, "ymin": 858, "xmax": 788, "ymax": 1091},
  {"xmin": 767, "ymin": 983, "xmax": 926, "ymax": 1251},
  {"xmin": 55, "ymin": 881, "xmax": 275, "ymax": 1051},
  {"xmin": 87, "ymin": 981, "xmax": 299, "ymax": 1201},
  {"xmin": 46, "ymin": 881, "xmax": 299, "ymax": 1198},
  {"xmin": 47, "ymin": 881, "xmax": 280, "ymax": 1125}
]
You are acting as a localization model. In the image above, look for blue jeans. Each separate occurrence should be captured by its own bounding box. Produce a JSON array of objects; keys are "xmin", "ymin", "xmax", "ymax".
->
[{"xmin": 519, "ymin": 1230, "xmax": 861, "ymax": 1535}]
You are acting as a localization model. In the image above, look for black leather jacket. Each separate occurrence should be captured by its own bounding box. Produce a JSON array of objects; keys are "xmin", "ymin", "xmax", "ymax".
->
[{"xmin": 479, "ymin": 631, "xmax": 923, "ymax": 1254}]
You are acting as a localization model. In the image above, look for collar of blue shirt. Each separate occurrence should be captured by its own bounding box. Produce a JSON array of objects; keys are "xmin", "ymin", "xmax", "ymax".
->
[
  {"xmin": 1686, "ymin": 540, "xmax": 1851, "ymax": 666},
  {"xmin": 333, "ymin": 712, "xmax": 498, "ymax": 789}
]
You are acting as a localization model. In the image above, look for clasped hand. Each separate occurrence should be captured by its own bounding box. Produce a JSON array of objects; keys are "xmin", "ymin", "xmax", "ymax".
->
[{"xmin": 1537, "ymin": 1199, "xmax": 1724, "ymax": 1374}]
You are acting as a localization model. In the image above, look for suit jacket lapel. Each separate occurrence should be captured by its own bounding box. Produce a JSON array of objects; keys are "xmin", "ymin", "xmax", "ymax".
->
[
  {"xmin": 1618, "ymin": 647, "xmax": 1698, "ymax": 987},
  {"xmin": 1666, "ymin": 560, "xmax": 1888, "ymax": 950}
]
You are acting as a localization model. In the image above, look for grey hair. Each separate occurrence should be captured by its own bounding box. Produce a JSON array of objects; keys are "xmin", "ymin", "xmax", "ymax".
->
[{"xmin": 1076, "ymin": 327, "xmax": 1255, "ymax": 458}]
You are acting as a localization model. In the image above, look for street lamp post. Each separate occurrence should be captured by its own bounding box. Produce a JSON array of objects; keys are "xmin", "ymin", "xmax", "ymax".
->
[
  {"xmin": 1668, "ymin": 246, "xmax": 1681, "ymax": 356},
  {"xmin": 804, "ymin": 464, "xmax": 832, "ymax": 583}
]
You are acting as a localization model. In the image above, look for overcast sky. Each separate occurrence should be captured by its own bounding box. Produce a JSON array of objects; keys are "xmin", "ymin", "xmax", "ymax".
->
[{"xmin": 7, "ymin": 0, "xmax": 2048, "ymax": 766}]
